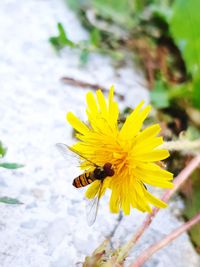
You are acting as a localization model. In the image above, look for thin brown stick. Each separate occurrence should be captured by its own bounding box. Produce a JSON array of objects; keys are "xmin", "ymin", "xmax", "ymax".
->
[
  {"xmin": 116, "ymin": 155, "xmax": 200, "ymax": 262},
  {"xmin": 129, "ymin": 212, "xmax": 200, "ymax": 267},
  {"xmin": 162, "ymin": 154, "xmax": 200, "ymax": 202},
  {"xmin": 61, "ymin": 77, "xmax": 124, "ymax": 100}
]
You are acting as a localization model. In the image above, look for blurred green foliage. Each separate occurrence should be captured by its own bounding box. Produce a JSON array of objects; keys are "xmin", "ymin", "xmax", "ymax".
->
[
  {"xmin": 170, "ymin": 0, "xmax": 200, "ymax": 110},
  {"xmin": 183, "ymin": 169, "xmax": 200, "ymax": 248},
  {"xmin": 0, "ymin": 141, "xmax": 24, "ymax": 169},
  {"xmin": 49, "ymin": 0, "xmax": 200, "ymax": 112},
  {"xmin": 0, "ymin": 162, "xmax": 24, "ymax": 169},
  {"xmin": 0, "ymin": 197, "xmax": 22, "ymax": 205},
  {"xmin": 0, "ymin": 141, "xmax": 7, "ymax": 158},
  {"xmin": 150, "ymin": 79, "xmax": 170, "ymax": 108},
  {"xmin": 90, "ymin": 0, "xmax": 136, "ymax": 29},
  {"xmin": 0, "ymin": 141, "xmax": 24, "ymax": 205},
  {"xmin": 49, "ymin": 23, "xmax": 75, "ymax": 50},
  {"xmin": 50, "ymin": 21, "xmax": 123, "ymax": 64},
  {"xmin": 170, "ymin": 0, "xmax": 200, "ymax": 77}
]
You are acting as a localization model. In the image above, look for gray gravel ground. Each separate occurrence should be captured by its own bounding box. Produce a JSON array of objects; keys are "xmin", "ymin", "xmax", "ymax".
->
[{"xmin": 0, "ymin": 1, "xmax": 200, "ymax": 267}]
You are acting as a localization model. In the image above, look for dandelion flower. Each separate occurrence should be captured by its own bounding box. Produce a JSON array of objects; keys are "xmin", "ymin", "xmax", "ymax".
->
[{"xmin": 67, "ymin": 86, "xmax": 173, "ymax": 215}]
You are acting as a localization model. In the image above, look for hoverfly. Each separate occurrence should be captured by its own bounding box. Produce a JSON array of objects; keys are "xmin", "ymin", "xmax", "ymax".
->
[{"xmin": 56, "ymin": 143, "xmax": 115, "ymax": 225}]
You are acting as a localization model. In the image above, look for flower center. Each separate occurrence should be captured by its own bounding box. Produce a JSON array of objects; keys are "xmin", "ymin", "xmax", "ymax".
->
[{"xmin": 113, "ymin": 151, "xmax": 129, "ymax": 174}]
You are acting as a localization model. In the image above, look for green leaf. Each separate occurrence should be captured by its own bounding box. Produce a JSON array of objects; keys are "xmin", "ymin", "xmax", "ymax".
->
[
  {"xmin": 0, "ymin": 141, "xmax": 7, "ymax": 158},
  {"xmin": 170, "ymin": 0, "xmax": 200, "ymax": 77},
  {"xmin": 49, "ymin": 23, "xmax": 75, "ymax": 50},
  {"xmin": 0, "ymin": 163, "xmax": 24, "ymax": 169},
  {"xmin": 0, "ymin": 197, "xmax": 23, "ymax": 205},
  {"xmin": 150, "ymin": 79, "xmax": 170, "ymax": 108}
]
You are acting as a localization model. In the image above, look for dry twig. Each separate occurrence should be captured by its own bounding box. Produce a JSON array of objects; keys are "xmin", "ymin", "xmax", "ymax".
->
[
  {"xmin": 116, "ymin": 155, "xmax": 200, "ymax": 262},
  {"xmin": 129, "ymin": 212, "xmax": 200, "ymax": 267},
  {"xmin": 61, "ymin": 77, "xmax": 124, "ymax": 100}
]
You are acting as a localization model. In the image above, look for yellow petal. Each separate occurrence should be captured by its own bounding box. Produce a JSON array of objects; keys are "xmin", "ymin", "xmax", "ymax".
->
[
  {"xmin": 137, "ymin": 163, "xmax": 173, "ymax": 180},
  {"xmin": 96, "ymin": 90, "xmax": 107, "ymax": 117},
  {"xmin": 121, "ymin": 180, "xmax": 131, "ymax": 215},
  {"xmin": 108, "ymin": 86, "xmax": 119, "ymax": 125},
  {"xmin": 122, "ymin": 196, "xmax": 130, "ymax": 215},
  {"xmin": 145, "ymin": 190, "xmax": 167, "ymax": 208},
  {"xmin": 120, "ymin": 102, "xmax": 151, "ymax": 139},
  {"xmin": 133, "ymin": 105, "xmax": 152, "ymax": 136},
  {"xmin": 134, "ymin": 167, "xmax": 173, "ymax": 188},
  {"xmin": 133, "ymin": 137, "xmax": 163, "ymax": 154},
  {"xmin": 108, "ymin": 85, "xmax": 115, "ymax": 105},
  {"xmin": 67, "ymin": 112, "xmax": 89, "ymax": 135},
  {"xmin": 135, "ymin": 124, "xmax": 161, "ymax": 142},
  {"xmin": 119, "ymin": 101, "xmax": 144, "ymax": 138},
  {"xmin": 110, "ymin": 188, "xmax": 120, "ymax": 213},
  {"xmin": 86, "ymin": 91, "xmax": 98, "ymax": 115},
  {"xmin": 135, "ymin": 149, "xmax": 170, "ymax": 161},
  {"xmin": 129, "ymin": 180, "xmax": 152, "ymax": 212}
]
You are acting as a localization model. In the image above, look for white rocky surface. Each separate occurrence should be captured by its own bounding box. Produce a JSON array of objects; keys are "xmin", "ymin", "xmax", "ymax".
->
[{"xmin": 0, "ymin": 1, "xmax": 199, "ymax": 267}]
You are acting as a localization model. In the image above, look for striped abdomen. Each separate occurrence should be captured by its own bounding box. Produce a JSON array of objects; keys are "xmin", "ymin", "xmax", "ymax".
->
[{"xmin": 72, "ymin": 172, "xmax": 95, "ymax": 188}]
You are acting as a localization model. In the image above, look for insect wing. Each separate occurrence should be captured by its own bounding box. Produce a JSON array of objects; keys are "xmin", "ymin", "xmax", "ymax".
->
[
  {"xmin": 85, "ymin": 180, "xmax": 103, "ymax": 226},
  {"xmin": 56, "ymin": 143, "xmax": 80, "ymax": 166},
  {"xmin": 56, "ymin": 143, "xmax": 98, "ymax": 167}
]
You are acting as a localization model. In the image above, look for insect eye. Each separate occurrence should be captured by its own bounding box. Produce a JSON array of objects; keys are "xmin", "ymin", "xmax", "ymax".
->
[
  {"xmin": 103, "ymin": 163, "xmax": 114, "ymax": 177},
  {"xmin": 107, "ymin": 168, "xmax": 114, "ymax": 177},
  {"xmin": 103, "ymin": 162, "xmax": 112, "ymax": 169}
]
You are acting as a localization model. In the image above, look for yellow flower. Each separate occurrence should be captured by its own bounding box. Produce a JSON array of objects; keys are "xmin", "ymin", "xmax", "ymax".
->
[{"xmin": 67, "ymin": 86, "xmax": 173, "ymax": 215}]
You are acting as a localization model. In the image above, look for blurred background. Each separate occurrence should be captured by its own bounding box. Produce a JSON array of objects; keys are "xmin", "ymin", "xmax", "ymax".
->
[{"xmin": 0, "ymin": 0, "xmax": 200, "ymax": 266}]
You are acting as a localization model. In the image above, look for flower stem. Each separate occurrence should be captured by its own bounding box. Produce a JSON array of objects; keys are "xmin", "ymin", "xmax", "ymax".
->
[
  {"xmin": 129, "ymin": 212, "xmax": 200, "ymax": 267},
  {"xmin": 116, "ymin": 154, "xmax": 200, "ymax": 262},
  {"xmin": 162, "ymin": 140, "xmax": 200, "ymax": 153}
]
